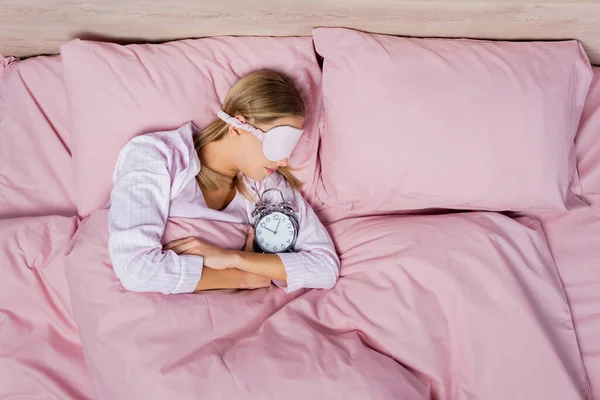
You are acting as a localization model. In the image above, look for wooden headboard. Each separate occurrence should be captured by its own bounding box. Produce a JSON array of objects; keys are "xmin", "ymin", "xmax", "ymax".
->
[{"xmin": 2, "ymin": 0, "xmax": 600, "ymax": 64}]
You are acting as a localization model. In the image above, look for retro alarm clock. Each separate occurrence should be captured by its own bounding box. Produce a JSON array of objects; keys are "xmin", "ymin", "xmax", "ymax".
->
[{"xmin": 252, "ymin": 188, "xmax": 299, "ymax": 254}]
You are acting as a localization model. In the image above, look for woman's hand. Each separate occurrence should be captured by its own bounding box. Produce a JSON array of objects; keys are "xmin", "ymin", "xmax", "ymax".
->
[
  {"xmin": 164, "ymin": 237, "xmax": 236, "ymax": 270},
  {"xmin": 242, "ymin": 227, "xmax": 255, "ymax": 252},
  {"xmin": 240, "ymin": 271, "xmax": 271, "ymax": 289},
  {"xmin": 164, "ymin": 226, "xmax": 257, "ymax": 271},
  {"xmin": 239, "ymin": 228, "xmax": 271, "ymax": 288}
]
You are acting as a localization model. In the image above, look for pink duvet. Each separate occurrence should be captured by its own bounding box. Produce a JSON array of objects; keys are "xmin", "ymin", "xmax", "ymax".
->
[
  {"xmin": 1, "ymin": 54, "xmax": 86, "ymax": 398},
  {"xmin": 0, "ymin": 216, "xmax": 93, "ymax": 399},
  {"xmin": 538, "ymin": 67, "xmax": 600, "ymax": 399},
  {"xmin": 2, "ymin": 48, "xmax": 600, "ymax": 400},
  {"xmin": 66, "ymin": 210, "xmax": 430, "ymax": 400},
  {"xmin": 65, "ymin": 210, "xmax": 590, "ymax": 400},
  {"xmin": 327, "ymin": 212, "xmax": 591, "ymax": 399}
]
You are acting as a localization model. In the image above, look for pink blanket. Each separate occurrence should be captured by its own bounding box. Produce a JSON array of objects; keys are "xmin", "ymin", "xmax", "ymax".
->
[
  {"xmin": 0, "ymin": 54, "xmax": 18, "ymax": 76},
  {"xmin": 65, "ymin": 210, "xmax": 589, "ymax": 400},
  {"xmin": 1, "ymin": 51, "xmax": 599, "ymax": 400},
  {"xmin": 66, "ymin": 210, "xmax": 429, "ymax": 399},
  {"xmin": 0, "ymin": 54, "xmax": 86, "ymax": 398},
  {"xmin": 327, "ymin": 212, "xmax": 591, "ymax": 399},
  {"xmin": 542, "ymin": 197, "xmax": 600, "ymax": 399},
  {"xmin": 0, "ymin": 216, "xmax": 93, "ymax": 399},
  {"xmin": 0, "ymin": 55, "xmax": 77, "ymax": 219},
  {"xmin": 538, "ymin": 67, "xmax": 600, "ymax": 399}
]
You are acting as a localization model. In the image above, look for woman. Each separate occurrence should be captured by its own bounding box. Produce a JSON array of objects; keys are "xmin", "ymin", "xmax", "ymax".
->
[{"xmin": 107, "ymin": 70, "xmax": 340, "ymax": 295}]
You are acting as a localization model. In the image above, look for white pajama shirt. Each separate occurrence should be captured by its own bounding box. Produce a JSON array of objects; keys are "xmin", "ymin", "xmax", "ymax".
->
[{"xmin": 107, "ymin": 123, "xmax": 340, "ymax": 295}]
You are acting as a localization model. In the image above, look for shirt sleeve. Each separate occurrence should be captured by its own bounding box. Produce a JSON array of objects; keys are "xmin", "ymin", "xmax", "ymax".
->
[
  {"xmin": 271, "ymin": 179, "xmax": 341, "ymax": 293},
  {"xmin": 107, "ymin": 134, "xmax": 204, "ymax": 295}
]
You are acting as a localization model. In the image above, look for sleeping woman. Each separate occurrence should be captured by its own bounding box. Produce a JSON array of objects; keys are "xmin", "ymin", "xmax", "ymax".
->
[{"xmin": 107, "ymin": 70, "xmax": 340, "ymax": 294}]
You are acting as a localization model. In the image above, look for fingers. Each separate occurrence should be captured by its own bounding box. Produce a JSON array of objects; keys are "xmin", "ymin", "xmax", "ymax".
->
[
  {"xmin": 243, "ymin": 226, "xmax": 255, "ymax": 252},
  {"xmin": 259, "ymin": 276, "xmax": 272, "ymax": 288},
  {"xmin": 243, "ymin": 272, "xmax": 272, "ymax": 289},
  {"xmin": 169, "ymin": 241, "xmax": 198, "ymax": 255},
  {"xmin": 164, "ymin": 236, "xmax": 195, "ymax": 251},
  {"xmin": 256, "ymin": 276, "xmax": 272, "ymax": 289}
]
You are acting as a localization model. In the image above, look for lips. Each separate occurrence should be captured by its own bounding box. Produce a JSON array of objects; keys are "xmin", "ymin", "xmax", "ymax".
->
[{"xmin": 266, "ymin": 168, "xmax": 276, "ymax": 175}]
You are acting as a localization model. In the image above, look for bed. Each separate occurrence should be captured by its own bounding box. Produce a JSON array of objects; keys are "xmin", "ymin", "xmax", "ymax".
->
[{"xmin": 1, "ymin": 2, "xmax": 599, "ymax": 400}]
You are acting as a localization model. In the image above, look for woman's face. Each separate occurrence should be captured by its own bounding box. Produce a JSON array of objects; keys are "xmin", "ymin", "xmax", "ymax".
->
[{"xmin": 235, "ymin": 115, "xmax": 304, "ymax": 182}]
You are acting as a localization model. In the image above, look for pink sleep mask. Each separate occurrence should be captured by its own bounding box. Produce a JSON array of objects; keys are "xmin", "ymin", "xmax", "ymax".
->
[{"xmin": 217, "ymin": 111, "xmax": 303, "ymax": 161}]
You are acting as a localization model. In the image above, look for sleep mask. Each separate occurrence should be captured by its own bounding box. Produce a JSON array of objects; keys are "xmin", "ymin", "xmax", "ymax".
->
[{"xmin": 217, "ymin": 110, "xmax": 303, "ymax": 161}]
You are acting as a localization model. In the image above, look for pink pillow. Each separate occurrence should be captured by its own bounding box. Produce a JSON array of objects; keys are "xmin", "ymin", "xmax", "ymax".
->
[
  {"xmin": 0, "ymin": 54, "xmax": 18, "ymax": 77},
  {"xmin": 313, "ymin": 27, "xmax": 593, "ymax": 213},
  {"xmin": 61, "ymin": 37, "xmax": 323, "ymax": 217},
  {"xmin": 0, "ymin": 55, "xmax": 77, "ymax": 219},
  {"xmin": 574, "ymin": 67, "xmax": 600, "ymax": 194}
]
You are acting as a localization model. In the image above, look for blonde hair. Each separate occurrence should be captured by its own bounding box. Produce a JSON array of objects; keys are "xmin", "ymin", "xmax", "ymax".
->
[{"xmin": 194, "ymin": 70, "xmax": 304, "ymax": 199}]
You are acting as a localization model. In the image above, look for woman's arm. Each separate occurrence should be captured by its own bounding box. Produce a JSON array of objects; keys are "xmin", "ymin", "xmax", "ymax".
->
[
  {"xmin": 169, "ymin": 227, "xmax": 337, "ymax": 292},
  {"xmin": 108, "ymin": 130, "xmax": 204, "ymax": 294},
  {"xmin": 168, "ymin": 185, "xmax": 341, "ymax": 293},
  {"xmin": 192, "ymin": 229, "xmax": 272, "ymax": 291},
  {"xmin": 166, "ymin": 239, "xmax": 288, "ymax": 282},
  {"xmin": 234, "ymin": 176, "xmax": 340, "ymax": 290},
  {"xmin": 166, "ymin": 227, "xmax": 287, "ymax": 281},
  {"xmin": 231, "ymin": 252, "xmax": 288, "ymax": 281},
  {"xmin": 194, "ymin": 268, "xmax": 271, "ymax": 291},
  {"xmin": 255, "ymin": 179, "xmax": 340, "ymax": 292}
]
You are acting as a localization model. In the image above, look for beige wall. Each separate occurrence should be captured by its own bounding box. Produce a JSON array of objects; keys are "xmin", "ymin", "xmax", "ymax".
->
[{"xmin": 1, "ymin": 0, "xmax": 599, "ymax": 63}]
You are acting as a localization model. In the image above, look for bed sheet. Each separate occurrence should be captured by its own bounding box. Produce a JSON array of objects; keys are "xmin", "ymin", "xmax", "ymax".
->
[
  {"xmin": 0, "ymin": 215, "xmax": 93, "ymax": 399},
  {"xmin": 0, "ymin": 54, "xmax": 77, "ymax": 219},
  {"xmin": 1, "ymin": 51, "xmax": 598, "ymax": 400},
  {"xmin": 539, "ymin": 67, "xmax": 600, "ymax": 399},
  {"xmin": 65, "ymin": 209, "xmax": 590, "ymax": 400},
  {"xmin": 542, "ymin": 197, "xmax": 600, "ymax": 400},
  {"xmin": 326, "ymin": 212, "xmax": 591, "ymax": 400}
]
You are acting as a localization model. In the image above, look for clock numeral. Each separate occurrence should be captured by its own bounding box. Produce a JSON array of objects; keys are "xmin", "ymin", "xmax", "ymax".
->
[
  {"xmin": 289, "ymin": 230, "xmax": 294, "ymax": 236},
  {"xmin": 287, "ymin": 223, "xmax": 291, "ymax": 228},
  {"xmin": 281, "ymin": 244, "xmax": 286, "ymax": 249},
  {"xmin": 260, "ymin": 223, "xmax": 266, "ymax": 228},
  {"xmin": 274, "ymin": 214, "xmax": 279, "ymax": 220},
  {"xmin": 287, "ymin": 239, "xmax": 291, "ymax": 243},
  {"xmin": 260, "ymin": 238, "xmax": 264, "ymax": 243},
  {"xmin": 257, "ymin": 230, "xmax": 262, "ymax": 235},
  {"xmin": 266, "ymin": 217, "xmax": 271, "ymax": 223},
  {"xmin": 273, "ymin": 246, "xmax": 278, "ymax": 251}
]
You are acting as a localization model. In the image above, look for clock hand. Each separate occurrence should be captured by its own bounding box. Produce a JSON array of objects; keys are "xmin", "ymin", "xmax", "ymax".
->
[
  {"xmin": 274, "ymin": 219, "xmax": 282, "ymax": 235},
  {"xmin": 259, "ymin": 223, "xmax": 275, "ymax": 234}
]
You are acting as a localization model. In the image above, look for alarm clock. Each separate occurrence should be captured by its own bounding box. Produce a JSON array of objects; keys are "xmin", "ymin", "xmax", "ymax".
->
[{"xmin": 252, "ymin": 188, "xmax": 299, "ymax": 254}]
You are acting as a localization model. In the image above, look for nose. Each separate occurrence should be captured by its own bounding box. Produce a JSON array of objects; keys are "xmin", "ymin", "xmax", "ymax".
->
[{"xmin": 277, "ymin": 158, "xmax": 289, "ymax": 167}]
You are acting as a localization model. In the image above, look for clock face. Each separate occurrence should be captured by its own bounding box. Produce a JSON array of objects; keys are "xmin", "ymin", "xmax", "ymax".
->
[{"xmin": 255, "ymin": 212, "xmax": 297, "ymax": 253}]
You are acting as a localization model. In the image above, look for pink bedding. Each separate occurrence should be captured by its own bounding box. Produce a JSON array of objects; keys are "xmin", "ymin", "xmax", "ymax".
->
[
  {"xmin": 542, "ymin": 197, "xmax": 600, "ymax": 399},
  {"xmin": 0, "ymin": 216, "xmax": 93, "ymax": 399},
  {"xmin": 1, "ymin": 46, "xmax": 600, "ymax": 400},
  {"xmin": 0, "ymin": 54, "xmax": 18, "ymax": 75},
  {"xmin": 0, "ymin": 56, "xmax": 85, "ymax": 398},
  {"xmin": 0, "ymin": 55, "xmax": 77, "ymax": 219},
  {"xmin": 60, "ymin": 37, "xmax": 323, "ymax": 216},
  {"xmin": 65, "ymin": 210, "xmax": 430, "ymax": 400},
  {"xmin": 327, "ymin": 212, "xmax": 591, "ymax": 399},
  {"xmin": 313, "ymin": 27, "xmax": 592, "ymax": 214},
  {"xmin": 538, "ymin": 67, "xmax": 600, "ymax": 399},
  {"xmin": 64, "ymin": 210, "xmax": 591, "ymax": 400}
]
